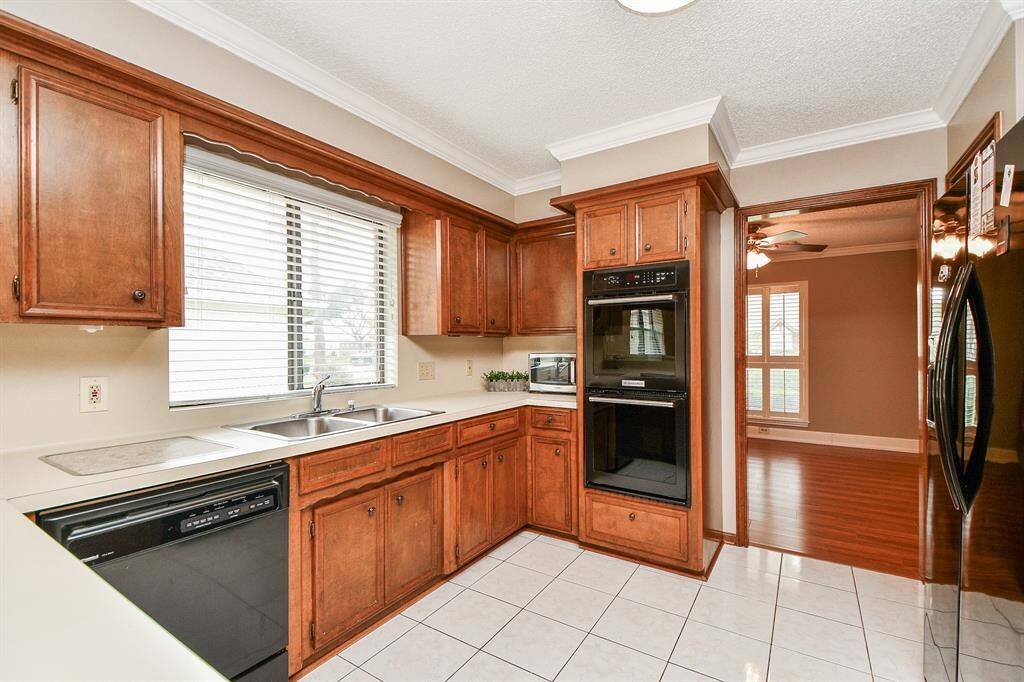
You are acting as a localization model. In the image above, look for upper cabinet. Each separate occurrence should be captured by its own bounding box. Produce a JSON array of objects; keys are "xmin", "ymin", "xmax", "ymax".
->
[
  {"xmin": 580, "ymin": 203, "xmax": 628, "ymax": 270},
  {"xmin": 443, "ymin": 216, "xmax": 484, "ymax": 334},
  {"xmin": 482, "ymin": 231, "xmax": 511, "ymax": 335},
  {"xmin": 579, "ymin": 189, "xmax": 694, "ymax": 270},
  {"xmin": 5, "ymin": 64, "xmax": 182, "ymax": 325},
  {"xmin": 514, "ymin": 219, "xmax": 576, "ymax": 335}
]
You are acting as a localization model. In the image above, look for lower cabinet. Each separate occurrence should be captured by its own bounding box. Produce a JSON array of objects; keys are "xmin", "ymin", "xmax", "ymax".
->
[
  {"xmin": 307, "ymin": 468, "xmax": 442, "ymax": 654},
  {"xmin": 455, "ymin": 438, "xmax": 521, "ymax": 564},
  {"xmin": 528, "ymin": 435, "xmax": 573, "ymax": 533}
]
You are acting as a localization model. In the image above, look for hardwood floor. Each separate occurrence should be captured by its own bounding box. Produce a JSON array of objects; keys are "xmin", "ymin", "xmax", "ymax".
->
[{"xmin": 747, "ymin": 438, "xmax": 919, "ymax": 578}]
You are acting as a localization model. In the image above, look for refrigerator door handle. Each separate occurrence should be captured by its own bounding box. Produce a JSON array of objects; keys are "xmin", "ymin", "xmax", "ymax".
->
[
  {"xmin": 932, "ymin": 264, "xmax": 972, "ymax": 511},
  {"xmin": 959, "ymin": 267, "xmax": 995, "ymax": 510}
]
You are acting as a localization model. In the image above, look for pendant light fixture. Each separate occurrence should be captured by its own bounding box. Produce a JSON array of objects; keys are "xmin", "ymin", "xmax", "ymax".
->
[{"xmin": 617, "ymin": 0, "xmax": 697, "ymax": 16}]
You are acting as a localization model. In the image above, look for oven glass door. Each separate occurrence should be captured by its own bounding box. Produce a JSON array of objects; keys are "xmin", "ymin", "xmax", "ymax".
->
[
  {"xmin": 585, "ymin": 393, "xmax": 689, "ymax": 504},
  {"xmin": 586, "ymin": 294, "xmax": 687, "ymax": 391}
]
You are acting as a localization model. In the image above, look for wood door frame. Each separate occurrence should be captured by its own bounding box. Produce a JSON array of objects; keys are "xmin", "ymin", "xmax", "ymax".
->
[{"xmin": 732, "ymin": 179, "xmax": 937, "ymax": 554}]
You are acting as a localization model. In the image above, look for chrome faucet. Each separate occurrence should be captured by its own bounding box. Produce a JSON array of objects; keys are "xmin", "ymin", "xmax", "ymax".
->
[{"xmin": 310, "ymin": 375, "xmax": 331, "ymax": 414}]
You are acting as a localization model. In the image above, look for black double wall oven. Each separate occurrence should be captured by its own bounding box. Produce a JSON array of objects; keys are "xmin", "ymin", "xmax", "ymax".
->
[{"xmin": 583, "ymin": 261, "xmax": 690, "ymax": 505}]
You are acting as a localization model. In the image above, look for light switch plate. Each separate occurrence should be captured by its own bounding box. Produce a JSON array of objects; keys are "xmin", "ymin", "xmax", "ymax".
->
[
  {"xmin": 417, "ymin": 362, "xmax": 436, "ymax": 381},
  {"xmin": 465, "ymin": 359, "xmax": 473, "ymax": 377},
  {"xmin": 80, "ymin": 377, "xmax": 109, "ymax": 412}
]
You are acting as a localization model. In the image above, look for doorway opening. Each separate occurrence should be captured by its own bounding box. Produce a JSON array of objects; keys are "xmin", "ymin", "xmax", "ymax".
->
[{"xmin": 734, "ymin": 180, "xmax": 936, "ymax": 578}]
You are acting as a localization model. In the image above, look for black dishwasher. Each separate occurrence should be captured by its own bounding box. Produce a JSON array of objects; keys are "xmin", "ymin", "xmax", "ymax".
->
[{"xmin": 37, "ymin": 463, "xmax": 289, "ymax": 681}]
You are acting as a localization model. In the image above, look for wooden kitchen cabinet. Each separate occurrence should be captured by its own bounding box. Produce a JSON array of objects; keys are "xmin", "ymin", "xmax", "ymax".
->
[
  {"xmin": 581, "ymin": 202, "xmax": 628, "ymax": 269},
  {"xmin": 456, "ymin": 448, "xmax": 492, "ymax": 563},
  {"xmin": 384, "ymin": 469, "xmax": 442, "ymax": 603},
  {"xmin": 310, "ymin": 488, "xmax": 385, "ymax": 650},
  {"xmin": 12, "ymin": 64, "xmax": 182, "ymax": 324},
  {"xmin": 528, "ymin": 435, "xmax": 573, "ymax": 533},
  {"xmin": 513, "ymin": 220, "xmax": 576, "ymax": 335},
  {"xmin": 483, "ymin": 231, "xmax": 511, "ymax": 335},
  {"xmin": 443, "ymin": 216, "xmax": 484, "ymax": 334},
  {"xmin": 635, "ymin": 189, "xmax": 692, "ymax": 264},
  {"xmin": 491, "ymin": 441, "xmax": 520, "ymax": 541}
]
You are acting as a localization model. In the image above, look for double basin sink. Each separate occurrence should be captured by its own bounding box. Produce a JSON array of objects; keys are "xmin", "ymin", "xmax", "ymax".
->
[{"xmin": 228, "ymin": 405, "xmax": 443, "ymax": 441}]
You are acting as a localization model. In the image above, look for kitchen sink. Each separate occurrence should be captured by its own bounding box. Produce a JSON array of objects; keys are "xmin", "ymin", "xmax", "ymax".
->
[{"xmin": 227, "ymin": 405, "xmax": 442, "ymax": 441}]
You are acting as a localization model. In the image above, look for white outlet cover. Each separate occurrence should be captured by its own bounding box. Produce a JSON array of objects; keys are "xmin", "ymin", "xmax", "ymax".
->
[
  {"xmin": 417, "ymin": 361, "xmax": 436, "ymax": 381},
  {"xmin": 79, "ymin": 376, "xmax": 109, "ymax": 413}
]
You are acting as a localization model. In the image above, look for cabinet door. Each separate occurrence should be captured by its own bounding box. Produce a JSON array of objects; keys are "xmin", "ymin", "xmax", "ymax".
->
[
  {"xmin": 18, "ymin": 66, "xmax": 168, "ymax": 321},
  {"xmin": 443, "ymin": 216, "xmax": 483, "ymax": 334},
  {"xmin": 385, "ymin": 469, "xmax": 442, "ymax": 603},
  {"xmin": 311, "ymin": 489, "xmax": 384, "ymax": 649},
  {"xmin": 581, "ymin": 203, "xmax": 628, "ymax": 270},
  {"xmin": 529, "ymin": 436, "xmax": 572, "ymax": 533},
  {"xmin": 491, "ymin": 441, "xmax": 519, "ymax": 541},
  {"xmin": 515, "ymin": 231, "xmax": 576, "ymax": 335},
  {"xmin": 457, "ymin": 449, "xmax": 492, "ymax": 562},
  {"xmin": 634, "ymin": 189, "xmax": 693, "ymax": 264},
  {"xmin": 482, "ymin": 231, "xmax": 511, "ymax": 335}
]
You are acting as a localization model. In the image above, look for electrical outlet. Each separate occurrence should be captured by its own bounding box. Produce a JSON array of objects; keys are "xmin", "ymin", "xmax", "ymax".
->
[
  {"xmin": 417, "ymin": 361, "xmax": 436, "ymax": 381},
  {"xmin": 80, "ymin": 377, "xmax": 109, "ymax": 413},
  {"xmin": 757, "ymin": 426, "xmax": 770, "ymax": 434},
  {"xmin": 465, "ymin": 359, "xmax": 473, "ymax": 377}
]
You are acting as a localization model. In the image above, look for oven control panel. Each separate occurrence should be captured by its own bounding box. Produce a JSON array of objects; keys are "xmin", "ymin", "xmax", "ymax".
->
[{"xmin": 585, "ymin": 261, "xmax": 689, "ymax": 295}]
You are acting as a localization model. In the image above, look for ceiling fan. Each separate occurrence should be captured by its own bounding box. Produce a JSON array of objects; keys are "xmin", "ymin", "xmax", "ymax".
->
[{"xmin": 746, "ymin": 222, "xmax": 828, "ymax": 270}]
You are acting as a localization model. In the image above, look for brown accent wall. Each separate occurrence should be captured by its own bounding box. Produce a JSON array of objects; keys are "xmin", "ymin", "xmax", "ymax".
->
[{"xmin": 748, "ymin": 249, "xmax": 918, "ymax": 439}]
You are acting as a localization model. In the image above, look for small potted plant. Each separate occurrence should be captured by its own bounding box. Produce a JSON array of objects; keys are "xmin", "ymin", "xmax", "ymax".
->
[
  {"xmin": 511, "ymin": 370, "xmax": 528, "ymax": 391},
  {"xmin": 482, "ymin": 370, "xmax": 529, "ymax": 392}
]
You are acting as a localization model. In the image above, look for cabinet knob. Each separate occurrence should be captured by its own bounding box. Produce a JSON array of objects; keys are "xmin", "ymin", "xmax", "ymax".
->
[
  {"xmin": 554, "ymin": 448, "xmax": 561, "ymax": 456},
  {"xmin": 394, "ymin": 495, "xmax": 404, "ymax": 506},
  {"xmin": 644, "ymin": 243, "xmax": 652, "ymax": 252},
  {"xmin": 546, "ymin": 415, "xmax": 553, "ymax": 424},
  {"xmin": 367, "ymin": 506, "xmax": 377, "ymax": 516},
  {"xmin": 628, "ymin": 512, "xmax": 637, "ymax": 521},
  {"xmin": 488, "ymin": 422, "xmax": 496, "ymax": 431},
  {"xmin": 497, "ymin": 453, "xmax": 504, "ymax": 463},
  {"xmin": 482, "ymin": 459, "xmax": 488, "ymax": 469},
  {"xmin": 489, "ymin": 318, "xmax": 496, "ymax": 326},
  {"xmin": 131, "ymin": 289, "xmax": 147, "ymax": 302},
  {"xmin": 609, "ymin": 247, "xmax": 617, "ymax": 256},
  {"xmin": 454, "ymin": 315, "xmax": 462, "ymax": 324}
]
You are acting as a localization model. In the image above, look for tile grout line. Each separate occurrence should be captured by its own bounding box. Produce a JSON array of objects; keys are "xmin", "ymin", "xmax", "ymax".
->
[
  {"xmin": 853, "ymin": 566, "xmax": 877, "ymax": 680},
  {"xmin": 664, "ymin": 564, "xmax": 714, "ymax": 681},
  {"xmin": 763, "ymin": 555, "xmax": 782, "ymax": 682}
]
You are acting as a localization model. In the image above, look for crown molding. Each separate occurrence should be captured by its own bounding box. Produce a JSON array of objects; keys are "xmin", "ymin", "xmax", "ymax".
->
[
  {"xmin": 708, "ymin": 98, "xmax": 740, "ymax": 166},
  {"xmin": 513, "ymin": 169, "xmax": 562, "ymax": 195},
  {"xmin": 770, "ymin": 240, "xmax": 917, "ymax": 261},
  {"xmin": 933, "ymin": 0, "xmax": 1014, "ymax": 123},
  {"xmin": 129, "ymin": 0, "xmax": 535, "ymax": 195},
  {"xmin": 546, "ymin": 96, "xmax": 723, "ymax": 162}
]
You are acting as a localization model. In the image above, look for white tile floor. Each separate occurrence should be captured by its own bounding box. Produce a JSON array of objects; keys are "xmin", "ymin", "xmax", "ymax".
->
[{"xmin": 303, "ymin": 532, "xmax": 931, "ymax": 682}]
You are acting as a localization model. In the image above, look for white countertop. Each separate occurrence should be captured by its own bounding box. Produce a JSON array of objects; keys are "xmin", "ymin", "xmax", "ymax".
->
[{"xmin": 0, "ymin": 390, "xmax": 575, "ymax": 681}]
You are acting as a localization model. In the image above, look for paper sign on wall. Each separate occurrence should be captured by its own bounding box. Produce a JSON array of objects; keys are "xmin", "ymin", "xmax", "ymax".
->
[{"xmin": 1000, "ymin": 164, "xmax": 1015, "ymax": 208}]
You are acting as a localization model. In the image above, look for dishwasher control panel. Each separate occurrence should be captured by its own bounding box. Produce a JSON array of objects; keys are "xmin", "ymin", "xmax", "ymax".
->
[{"xmin": 180, "ymin": 491, "xmax": 277, "ymax": 534}]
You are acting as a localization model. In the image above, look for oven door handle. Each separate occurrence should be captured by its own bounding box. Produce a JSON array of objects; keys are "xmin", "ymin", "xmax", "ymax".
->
[
  {"xmin": 587, "ymin": 395, "xmax": 678, "ymax": 408},
  {"xmin": 586, "ymin": 294, "xmax": 678, "ymax": 306}
]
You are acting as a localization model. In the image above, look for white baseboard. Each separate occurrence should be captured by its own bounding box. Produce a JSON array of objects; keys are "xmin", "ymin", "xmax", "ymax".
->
[{"xmin": 747, "ymin": 426, "xmax": 918, "ymax": 453}]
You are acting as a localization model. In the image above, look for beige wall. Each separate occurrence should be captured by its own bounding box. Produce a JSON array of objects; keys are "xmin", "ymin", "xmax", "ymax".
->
[
  {"xmin": 513, "ymin": 187, "xmax": 564, "ymax": 223},
  {"xmin": 0, "ymin": 0, "xmax": 516, "ymax": 220},
  {"xmin": 501, "ymin": 336, "xmax": 576, "ymax": 375},
  {"xmin": 947, "ymin": 29, "xmax": 1017, "ymax": 166},
  {"xmin": 559, "ymin": 125, "xmax": 713, "ymax": 194},
  {"xmin": 749, "ymin": 250, "xmax": 919, "ymax": 440}
]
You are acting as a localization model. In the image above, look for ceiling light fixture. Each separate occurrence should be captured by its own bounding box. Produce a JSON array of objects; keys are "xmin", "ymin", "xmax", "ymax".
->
[
  {"xmin": 617, "ymin": 0, "xmax": 696, "ymax": 16},
  {"xmin": 746, "ymin": 250, "xmax": 771, "ymax": 271}
]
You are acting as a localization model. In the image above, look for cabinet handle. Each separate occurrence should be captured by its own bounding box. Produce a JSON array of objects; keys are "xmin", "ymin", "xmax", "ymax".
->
[
  {"xmin": 454, "ymin": 315, "xmax": 462, "ymax": 324},
  {"xmin": 546, "ymin": 415, "xmax": 553, "ymax": 424},
  {"xmin": 628, "ymin": 512, "xmax": 636, "ymax": 521},
  {"xmin": 488, "ymin": 422, "xmax": 496, "ymax": 431},
  {"xmin": 644, "ymin": 243, "xmax": 652, "ymax": 252},
  {"xmin": 482, "ymin": 459, "xmax": 488, "ymax": 469},
  {"xmin": 497, "ymin": 453, "xmax": 504, "ymax": 463},
  {"xmin": 131, "ymin": 289, "xmax": 147, "ymax": 302},
  {"xmin": 554, "ymin": 448, "xmax": 561, "ymax": 456},
  {"xmin": 394, "ymin": 495, "xmax": 404, "ymax": 506},
  {"xmin": 609, "ymin": 247, "xmax": 617, "ymax": 256},
  {"xmin": 367, "ymin": 506, "xmax": 377, "ymax": 516},
  {"xmin": 489, "ymin": 318, "xmax": 496, "ymax": 326}
]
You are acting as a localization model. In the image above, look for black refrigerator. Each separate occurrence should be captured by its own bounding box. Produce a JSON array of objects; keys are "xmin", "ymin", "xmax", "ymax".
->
[{"xmin": 923, "ymin": 118, "xmax": 1024, "ymax": 681}]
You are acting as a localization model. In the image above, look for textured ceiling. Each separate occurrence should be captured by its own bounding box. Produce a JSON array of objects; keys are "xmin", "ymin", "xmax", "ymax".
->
[
  {"xmin": 756, "ymin": 198, "xmax": 920, "ymax": 250},
  {"xmin": 201, "ymin": 0, "xmax": 986, "ymax": 179}
]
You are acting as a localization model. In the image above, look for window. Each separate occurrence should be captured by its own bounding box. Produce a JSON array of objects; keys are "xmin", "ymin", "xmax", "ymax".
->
[
  {"xmin": 746, "ymin": 282, "xmax": 808, "ymax": 425},
  {"xmin": 169, "ymin": 146, "xmax": 399, "ymax": 407}
]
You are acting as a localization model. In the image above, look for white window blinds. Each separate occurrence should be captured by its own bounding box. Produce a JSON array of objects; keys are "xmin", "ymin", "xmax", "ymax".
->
[
  {"xmin": 169, "ymin": 147, "xmax": 400, "ymax": 407},
  {"xmin": 746, "ymin": 282, "xmax": 808, "ymax": 424}
]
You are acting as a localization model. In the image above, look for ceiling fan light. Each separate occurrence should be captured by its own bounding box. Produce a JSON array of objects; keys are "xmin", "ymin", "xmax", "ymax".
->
[
  {"xmin": 746, "ymin": 250, "xmax": 771, "ymax": 270},
  {"xmin": 932, "ymin": 234, "xmax": 962, "ymax": 261},
  {"xmin": 617, "ymin": 0, "xmax": 696, "ymax": 16}
]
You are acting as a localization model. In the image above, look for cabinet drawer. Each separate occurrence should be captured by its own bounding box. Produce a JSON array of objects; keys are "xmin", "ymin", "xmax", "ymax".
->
[
  {"xmin": 583, "ymin": 493, "xmax": 688, "ymax": 561},
  {"xmin": 391, "ymin": 424, "xmax": 455, "ymax": 467},
  {"xmin": 530, "ymin": 408, "xmax": 573, "ymax": 432},
  {"xmin": 457, "ymin": 410, "xmax": 520, "ymax": 446},
  {"xmin": 299, "ymin": 439, "xmax": 389, "ymax": 494}
]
